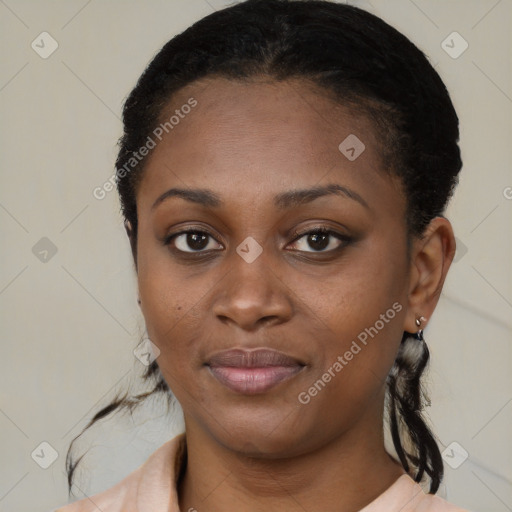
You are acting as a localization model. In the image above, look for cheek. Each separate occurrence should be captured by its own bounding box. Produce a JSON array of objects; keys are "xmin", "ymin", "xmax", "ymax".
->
[
  {"xmin": 135, "ymin": 238, "xmax": 219, "ymax": 384},
  {"xmin": 304, "ymin": 235, "xmax": 408, "ymax": 335},
  {"xmin": 136, "ymin": 226, "xmax": 193, "ymax": 317},
  {"xmin": 300, "ymin": 234, "xmax": 409, "ymax": 383},
  {"xmin": 136, "ymin": 239, "xmax": 190, "ymax": 354},
  {"xmin": 288, "ymin": 242, "xmax": 408, "ymax": 430},
  {"xmin": 137, "ymin": 268, "xmax": 202, "ymax": 404}
]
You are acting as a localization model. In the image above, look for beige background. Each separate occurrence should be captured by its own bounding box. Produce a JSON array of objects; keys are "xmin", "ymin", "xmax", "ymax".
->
[{"xmin": 0, "ymin": 1, "xmax": 511, "ymax": 511}]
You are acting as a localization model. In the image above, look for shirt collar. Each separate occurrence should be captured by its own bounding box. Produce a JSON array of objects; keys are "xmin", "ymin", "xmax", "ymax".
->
[{"xmin": 135, "ymin": 432, "xmax": 186, "ymax": 512}]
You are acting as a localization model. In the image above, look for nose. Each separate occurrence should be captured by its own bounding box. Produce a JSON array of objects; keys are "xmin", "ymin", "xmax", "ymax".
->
[{"xmin": 211, "ymin": 249, "xmax": 293, "ymax": 332}]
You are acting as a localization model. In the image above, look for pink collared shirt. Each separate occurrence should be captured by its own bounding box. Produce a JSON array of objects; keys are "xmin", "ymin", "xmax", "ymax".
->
[{"xmin": 55, "ymin": 433, "xmax": 470, "ymax": 512}]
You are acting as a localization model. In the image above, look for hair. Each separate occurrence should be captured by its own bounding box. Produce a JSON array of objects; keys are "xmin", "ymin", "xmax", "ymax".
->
[{"xmin": 66, "ymin": 0, "xmax": 462, "ymax": 496}]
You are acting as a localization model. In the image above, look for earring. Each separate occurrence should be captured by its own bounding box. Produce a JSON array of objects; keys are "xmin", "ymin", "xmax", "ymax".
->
[{"xmin": 415, "ymin": 315, "xmax": 427, "ymax": 340}]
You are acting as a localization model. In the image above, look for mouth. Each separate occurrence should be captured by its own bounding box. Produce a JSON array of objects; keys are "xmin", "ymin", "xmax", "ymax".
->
[{"xmin": 205, "ymin": 348, "xmax": 305, "ymax": 395}]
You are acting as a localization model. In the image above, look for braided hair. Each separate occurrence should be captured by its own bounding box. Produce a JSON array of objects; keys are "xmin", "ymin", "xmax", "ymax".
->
[{"xmin": 386, "ymin": 330, "xmax": 444, "ymax": 492}]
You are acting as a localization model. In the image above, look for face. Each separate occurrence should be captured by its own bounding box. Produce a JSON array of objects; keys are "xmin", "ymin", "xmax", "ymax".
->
[{"xmin": 134, "ymin": 77, "xmax": 412, "ymax": 457}]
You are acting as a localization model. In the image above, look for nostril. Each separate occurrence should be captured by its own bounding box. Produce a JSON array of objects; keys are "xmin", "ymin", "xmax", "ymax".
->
[
  {"xmin": 217, "ymin": 314, "xmax": 231, "ymax": 325},
  {"xmin": 257, "ymin": 315, "xmax": 280, "ymax": 327}
]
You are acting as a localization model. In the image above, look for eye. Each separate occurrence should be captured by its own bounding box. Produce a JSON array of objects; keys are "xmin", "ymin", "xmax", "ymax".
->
[
  {"xmin": 166, "ymin": 230, "xmax": 223, "ymax": 253},
  {"xmin": 164, "ymin": 227, "xmax": 350, "ymax": 255},
  {"xmin": 288, "ymin": 227, "xmax": 349, "ymax": 253}
]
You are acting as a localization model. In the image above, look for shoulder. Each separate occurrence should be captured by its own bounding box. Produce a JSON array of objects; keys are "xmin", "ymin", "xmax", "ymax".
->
[
  {"xmin": 54, "ymin": 433, "xmax": 186, "ymax": 512},
  {"xmin": 416, "ymin": 491, "xmax": 472, "ymax": 512},
  {"xmin": 361, "ymin": 474, "xmax": 471, "ymax": 512}
]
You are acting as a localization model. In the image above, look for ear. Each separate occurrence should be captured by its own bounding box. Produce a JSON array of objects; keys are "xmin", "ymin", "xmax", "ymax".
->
[
  {"xmin": 124, "ymin": 219, "xmax": 138, "ymax": 271},
  {"xmin": 404, "ymin": 217, "xmax": 456, "ymax": 333}
]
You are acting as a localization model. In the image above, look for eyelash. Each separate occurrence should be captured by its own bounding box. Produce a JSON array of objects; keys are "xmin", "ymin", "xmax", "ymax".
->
[{"xmin": 163, "ymin": 226, "xmax": 352, "ymax": 256}]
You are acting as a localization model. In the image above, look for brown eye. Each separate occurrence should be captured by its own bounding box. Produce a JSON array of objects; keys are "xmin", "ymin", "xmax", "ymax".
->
[
  {"xmin": 289, "ymin": 228, "xmax": 349, "ymax": 253},
  {"xmin": 170, "ymin": 231, "xmax": 223, "ymax": 253}
]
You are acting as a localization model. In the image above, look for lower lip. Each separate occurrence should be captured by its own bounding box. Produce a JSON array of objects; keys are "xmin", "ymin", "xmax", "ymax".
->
[{"xmin": 207, "ymin": 365, "xmax": 303, "ymax": 394}]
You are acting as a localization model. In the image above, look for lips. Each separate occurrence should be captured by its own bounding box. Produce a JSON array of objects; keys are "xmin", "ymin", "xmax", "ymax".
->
[{"xmin": 205, "ymin": 348, "xmax": 305, "ymax": 395}]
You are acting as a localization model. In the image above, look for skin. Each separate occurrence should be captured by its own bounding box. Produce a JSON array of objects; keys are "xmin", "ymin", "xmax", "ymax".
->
[{"xmin": 125, "ymin": 77, "xmax": 456, "ymax": 512}]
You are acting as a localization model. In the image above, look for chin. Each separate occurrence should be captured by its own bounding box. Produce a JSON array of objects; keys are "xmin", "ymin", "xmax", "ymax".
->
[{"xmin": 205, "ymin": 408, "xmax": 315, "ymax": 458}]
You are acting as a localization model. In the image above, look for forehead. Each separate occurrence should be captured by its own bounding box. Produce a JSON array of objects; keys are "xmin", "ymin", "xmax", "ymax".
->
[{"xmin": 136, "ymin": 77, "xmax": 403, "ymax": 215}]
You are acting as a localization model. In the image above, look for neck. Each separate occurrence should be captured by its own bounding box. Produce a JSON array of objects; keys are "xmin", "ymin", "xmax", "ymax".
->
[{"xmin": 178, "ymin": 400, "xmax": 405, "ymax": 512}]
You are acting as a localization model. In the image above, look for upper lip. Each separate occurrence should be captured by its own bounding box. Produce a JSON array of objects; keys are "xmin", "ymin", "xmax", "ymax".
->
[{"xmin": 206, "ymin": 348, "xmax": 304, "ymax": 368}]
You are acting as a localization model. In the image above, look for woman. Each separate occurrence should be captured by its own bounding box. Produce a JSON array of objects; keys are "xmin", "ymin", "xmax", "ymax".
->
[{"xmin": 56, "ymin": 0, "xmax": 470, "ymax": 510}]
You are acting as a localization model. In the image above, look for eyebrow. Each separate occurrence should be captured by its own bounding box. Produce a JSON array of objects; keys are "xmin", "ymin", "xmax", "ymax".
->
[{"xmin": 151, "ymin": 183, "xmax": 369, "ymax": 211}]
